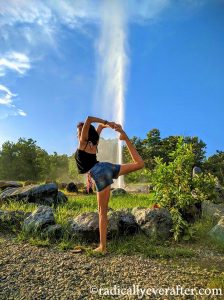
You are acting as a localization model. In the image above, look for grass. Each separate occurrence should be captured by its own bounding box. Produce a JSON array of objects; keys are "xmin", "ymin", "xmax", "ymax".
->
[
  {"xmin": 1, "ymin": 192, "xmax": 224, "ymax": 260},
  {"xmin": 188, "ymin": 216, "xmax": 224, "ymax": 254},
  {"xmin": 107, "ymin": 233, "xmax": 195, "ymax": 258},
  {"xmin": 207, "ymin": 274, "xmax": 224, "ymax": 290}
]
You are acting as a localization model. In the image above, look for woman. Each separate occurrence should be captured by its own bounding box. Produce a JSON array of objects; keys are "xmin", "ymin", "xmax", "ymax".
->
[{"xmin": 75, "ymin": 116, "xmax": 145, "ymax": 254}]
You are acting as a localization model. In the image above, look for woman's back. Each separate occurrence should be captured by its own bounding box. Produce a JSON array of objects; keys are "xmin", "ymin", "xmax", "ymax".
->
[{"xmin": 75, "ymin": 142, "xmax": 99, "ymax": 174}]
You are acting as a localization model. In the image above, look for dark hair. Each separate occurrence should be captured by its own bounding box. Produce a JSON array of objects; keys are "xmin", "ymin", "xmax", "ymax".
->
[{"xmin": 77, "ymin": 122, "xmax": 99, "ymax": 145}]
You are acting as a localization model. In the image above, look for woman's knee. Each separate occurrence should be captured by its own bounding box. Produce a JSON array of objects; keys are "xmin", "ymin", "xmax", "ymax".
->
[{"xmin": 118, "ymin": 161, "xmax": 145, "ymax": 176}]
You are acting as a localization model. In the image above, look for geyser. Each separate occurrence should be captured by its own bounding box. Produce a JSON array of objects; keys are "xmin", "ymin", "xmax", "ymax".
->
[{"xmin": 96, "ymin": 0, "xmax": 128, "ymax": 188}]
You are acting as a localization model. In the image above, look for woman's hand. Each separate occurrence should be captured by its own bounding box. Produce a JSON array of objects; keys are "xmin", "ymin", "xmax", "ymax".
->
[
  {"xmin": 107, "ymin": 121, "xmax": 117, "ymax": 129},
  {"xmin": 114, "ymin": 124, "xmax": 128, "ymax": 141}
]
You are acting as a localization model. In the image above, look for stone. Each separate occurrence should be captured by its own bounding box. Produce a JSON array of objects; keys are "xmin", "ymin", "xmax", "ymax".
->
[
  {"xmin": 56, "ymin": 191, "xmax": 68, "ymax": 205},
  {"xmin": 201, "ymin": 200, "xmax": 224, "ymax": 223},
  {"xmin": 69, "ymin": 212, "xmax": 99, "ymax": 241},
  {"xmin": 0, "ymin": 183, "xmax": 67, "ymax": 206},
  {"xmin": 23, "ymin": 180, "xmax": 37, "ymax": 186},
  {"xmin": 22, "ymin": 206, "xmax": 55, "ymax": 234},
  {"xmin": 132, "ymin": 207, "xmax": 173, "ymax": 240},
  {"xmin": 107, "ymin": 211, "xmax": 120, "ymax": 238},
  {"xmin": 125, "ymin": 185, "xmax": 151, "ymax": 194},
  {"xmin": 69, "ymin": 208, "xmax": 153, "ymax": 241},
  {"xmin": 214, "ymin": 181, "xmax": 224, "ymax": 204},
  {"xmin": 76, "ymin": 182, "xmax": 85, "ymax": 190},
  {"xmin": 208, "ymin": 217, "xmax": 224, "ymax": 242},
  {"xmin": 58, "ymin": 182, "xmax": 67, "ymax": 190},
  {"xmin": 118, "ymin": 209, "xmax": 139, "ymax": 235},
  {"xmin": 112, "ymin": 188, "xmax": 127, "ymax": 196},
  {"xmin": 0, "ymin": 181, "xmax": 23, "ymax": 191},
  {"xmin": 41, "ymin": 224, "xmax": 63, "ymax": 241},
  {"xmin": 0, "ymin": 210, "xmax": 31, "ymax": 230},
  {"xmin": 66, "ymin": 182, "xmax": 78, "ymax": 193},
  {"xmin": 192, "ymin": 166, "xmax": 202, "ymax": 176},
  {"xmin": 179, "ymin": 202, "xmax": 202, "ymax": 223}
]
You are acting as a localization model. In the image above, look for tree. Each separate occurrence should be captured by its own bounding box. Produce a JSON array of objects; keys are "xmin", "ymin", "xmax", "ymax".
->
[
  {"xmin": 151, "ymin": 137, "xmax": 217, "ymax": 241},
  {"xmin": 204, "ymin": 151, "xmax": 224, "ymax": 185},
  {"xmin": 0, "ymin": 138, "xmax": 69, "ymax": 182}
]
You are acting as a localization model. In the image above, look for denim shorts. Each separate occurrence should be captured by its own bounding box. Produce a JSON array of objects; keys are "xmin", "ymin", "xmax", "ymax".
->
[{"xmin": 89, "ymin": 162, "xmax": 121, "ymax": 192}]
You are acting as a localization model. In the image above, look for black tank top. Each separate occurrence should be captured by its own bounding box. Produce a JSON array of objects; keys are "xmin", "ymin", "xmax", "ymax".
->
[{"xmin": 74, "ymin": 142, "xmax": 99, "ymax": 174}]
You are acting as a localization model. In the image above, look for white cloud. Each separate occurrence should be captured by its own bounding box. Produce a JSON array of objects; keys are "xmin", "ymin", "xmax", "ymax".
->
[
  {"xmin": 0, "ymin": 52, "xmax": 31, "ymax": 77},
  {"xmin": 17, "ymin": 109, "xmax": 27, "ymax": 116},
  {"xmin": 0, "ymin": 84, "xmax": 27, "ymax": 118}
]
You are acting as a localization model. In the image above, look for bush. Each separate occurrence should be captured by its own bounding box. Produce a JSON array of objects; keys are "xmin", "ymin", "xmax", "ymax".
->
[{"xmin": 151, "ymin": 137, "xmax": 218, "ymax": 241}]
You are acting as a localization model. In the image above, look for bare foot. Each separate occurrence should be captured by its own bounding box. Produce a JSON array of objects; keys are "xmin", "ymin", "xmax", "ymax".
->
[{"xmin": 92, "ymin": 246, "xmax": 107, "ymax": 255}]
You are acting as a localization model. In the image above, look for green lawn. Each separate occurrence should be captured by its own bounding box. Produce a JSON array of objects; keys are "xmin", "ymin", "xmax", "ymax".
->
[{"xmin": 1, "ymin": 192, "xmax": 224, "ymax": 260}]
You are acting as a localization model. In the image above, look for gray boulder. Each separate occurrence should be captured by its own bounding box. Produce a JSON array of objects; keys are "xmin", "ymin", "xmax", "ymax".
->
[
  {"xmin": 132, "ymin": 207, "xmax": 173, "ymax": 240},
  {"xmin": 66, "ymin": 182, "xmax": 78, "ymax": 193},
  {"xmin": 69, "ymin": 210, "xmax": 122, "ymax": 241},
  {"xmin": 0, "ymin": 181, "xmax": 23, "ymax": 191},
  {"xmin": 56, "ymin": 191, "xmax": 68, "ymax": 205},
  {"xmin": 208, "ymin": 217, "xmax": 224, "ymax": 242},
  {"xmin": 0, "ymin": 183, "xmax": 67, "ymax": 206},
  {"xmin": 201, "ymin": 200, "xmax": 224, "ymax": 223},
  {"xmin": 118, "ymin": 209, "xmax": 139, "ymax": 235},
  {"xmin": 107, "ymin": 211, "xmax": 120, "ymax": 238},
  {"xmin": 0, "ymin": 210, "xmax": 31, "ymax": 230},
  {"xmin": 214, "ymin": 181, "xmax": 224, "ymax": 204},
  {"xmin": 112, "ymin": 188, "xmax": 127, "ymax": 196},
  {"xmin": 22, "ymin": 205, "xmax": 55, "ymax": 234},
  {"xmin": 69, "ymin": 212, "xmax": 99, "ymax": 241},
  {"xmin": 125, "ymin": 185, "xmax": 151, "ymax": 194},
  {"xmin": 192, "ymin": 166, "xmax": 202, "ymax": 176},
  {"xmin": 41, "ymin": 224, "xmax": 63, "ymax": 241}
]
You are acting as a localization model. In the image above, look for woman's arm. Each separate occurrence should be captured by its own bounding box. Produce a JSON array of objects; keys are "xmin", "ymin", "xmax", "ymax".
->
[
  {"xmin": 96, "ymin": 123, "xmax": 111, "ymax": 136},
  {"xmin": 80, "ymin": 116, "xmax": 106, "ymax": 144},
  {"xmin": 80, "ymin": 116, "xmax": 115, "ymax": 144}
]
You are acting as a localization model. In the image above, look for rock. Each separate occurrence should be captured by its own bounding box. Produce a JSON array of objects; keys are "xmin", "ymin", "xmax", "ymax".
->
[
  {"xmin": 23, "ymin": 180, "xmax": 37, "ymax": 186},
  {"xmin": 56, "ymin": 191, "xmax": 68, "ymax": 205},
  {"xmin": 192, "ymin": 166, "xmax": 202, "ymax": 176},
  {"xmin": 132, "ymin": 207, "xmax": 173, "ymax": 240},
  {"xmin": 118, "ymin": 209, "xmax": 139, "ymax": 235},
  {"xmin": 66, "ymin": 182, "xmax": 78, "ymax": 193},
  {"xmin": 58, "ymin": 182, "xmax": 67, "ymax": 190},
  {"xmin": 22, "ymin": 206, "xmax": 55, "ymax": 234},
  {"xmin": 0, "ymin": 181, "xmax": 23, "ymax": 191},
  {"xmin": 214, "ymin": 181, "xmax": 224, "ymax": 204},
  {"xmin": 179, "ymin": 203, "xmax": 202, "ymax": 223},
  {"xmin": 0, "ymin": 210, "xmax": 31, "ymax": 230},
  {"xmin": 0, "ymin": 183, "xmax": 66, "ymax": 206},
  {"xmin": 69, "ymin": 212, "xmax": 99, "ymax": 241},
  {"xmin": 112, "ymin": 188, "xmax": 127, "ymax": 196},
  {"xmin": 76, "ymin": 182, "xmax": 85, "ymax": 190},
  {"xmin": 83, "ymin": 187, "xmax": 93, "ymax": 194},
  {"xmin": 107, "ymin": 211, "xmax": 120, "ymax": 238},
  {"xmin": 41, "ymin": 224, "xmax": 63, "ymax": 241},
  {"xmin": 69, "ymin": 210, "xmax": 121, "ymax": 241},
  {"xmin": 208, "ymin": 217, "xmax": 224, "ymax": 242},
  {"xmin": 45, "ymin": 180, "xmax": 58, "ymax": 186},
  {"xmin": 201, "ymin": 200, "xmax": 224, "ymax": 223}
]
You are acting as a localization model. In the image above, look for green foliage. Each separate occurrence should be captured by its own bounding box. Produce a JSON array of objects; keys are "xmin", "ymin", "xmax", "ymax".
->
[
  {"xmin": 122, "ymin": 129, "xmax": 207, "ymax": 182},
  {"xmin": 0, "ymin": 138, "xmax": 74, "ymax": 182},
  {"xmin": 151, "ymin": 137, "xmax": 218, "ymax": 241},
  {"xmin": 204, "ymin": 151, "xmax": 224, "ymax": 185}
]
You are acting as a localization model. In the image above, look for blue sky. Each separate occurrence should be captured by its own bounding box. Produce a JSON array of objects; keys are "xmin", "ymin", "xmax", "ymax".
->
[{"xmin": 0, "ymin": 0, "xmax": 223, "ymax": 157}]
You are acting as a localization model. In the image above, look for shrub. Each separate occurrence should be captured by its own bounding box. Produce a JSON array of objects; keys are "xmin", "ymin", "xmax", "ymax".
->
[{"xmin": 151, "ymin": 137, "xmax": 218, "ymax": 241}]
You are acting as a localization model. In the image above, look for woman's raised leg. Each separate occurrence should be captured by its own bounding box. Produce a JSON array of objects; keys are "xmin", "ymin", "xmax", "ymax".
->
[
  {"xmin": 93, "ymin": 185, "xmax": 111, "ymax": 254},
  {"xmin": 117, "ymin": 128, "xmax": 145, "ymax": 176}
]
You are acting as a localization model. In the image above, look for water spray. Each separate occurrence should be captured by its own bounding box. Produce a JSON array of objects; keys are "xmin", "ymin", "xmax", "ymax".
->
[{"xmin": 96, "ymin": 0, "xmax": 128, "ymax": 188}]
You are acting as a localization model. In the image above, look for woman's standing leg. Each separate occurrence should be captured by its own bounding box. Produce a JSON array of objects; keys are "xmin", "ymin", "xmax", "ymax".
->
[{"xmin": 93, "ymin": 185, "xmax": 111, "ymax": 254}]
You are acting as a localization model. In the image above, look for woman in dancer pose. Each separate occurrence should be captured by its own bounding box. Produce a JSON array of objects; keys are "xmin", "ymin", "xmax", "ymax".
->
[{"xmin": 75, "ymin": 116, "xmax": 145, "ymax": 254}]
